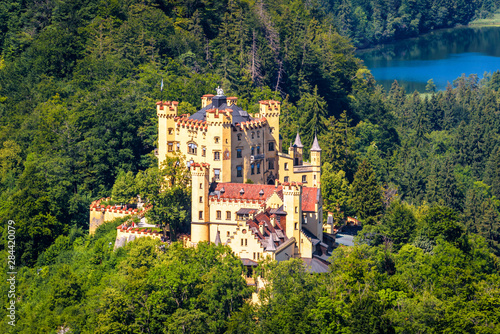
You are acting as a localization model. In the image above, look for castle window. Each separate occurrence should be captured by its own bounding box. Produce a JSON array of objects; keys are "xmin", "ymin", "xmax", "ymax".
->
[
  {"xmin": 257, "ymin": 131, "xmax": 260, "ymax": 138},
  {"xmin": 214, "ymin": 137, "xmax": 220, "ymax": 143},
  {"xmin": 251, "ymin": 132, "xmax": 255, "ymax": 139},
  {"xmin": 268, "ymin": 159, "xmax": 274, "ymax": 170},
  {"xmin": 302, "ymin": 175, "xmax": 307, "ymax": 183},
  {"xmin": 257, "ymin": 163, "xmax": 261, "ymax": 174},
  {"xmin": 214, "ymin": 169, "xmax": 220, "ymax": 180},
  {"xmin": 314, "ymin": 174, "xmax": 316, "ymax": 180},
  {"xmin": 251, "ymin": 147, "xmax": 255, "ymax": 155},
  {"xmin": 227, "ymin": 231, "xmax": 230, "ymax": 237},
  {"xmin": 200, "ymin": 183, "xmax": 203, "ymax": 189},
  {"xmin": 294, "ymin": 158, "xmax": 299, "ymax": 166},
  {"xmin": 253, "ymin": 252, "xmax": 256, "ymax": 260},
  {"xmin": 295, "ymin": 222, "xmax": 298, "ymax": 230},
  {"xmin": 257, "ymin": 146, "xmax": 260, "ymax": 154},
  {"xmin": 237, "ymin": 134, "xmax": 242, "ymax": 141},
  {"xmin": 284, "ymin": 162, "xmax": 289, "ymax": 170},
  {"xmin": 199, "ymin": 211, "xmax": 203, "ymax": 220},
  {"xmin": 168, "ymin": 142, "xmax": 173, "ymax": 152},
  {"xmin": 214, "ymin": 151, "xmax": 220, "ymax": 161},
  {"xmin": 241, "ymin": 238, "xmax": 247, "ymax": 246},
  {"xmin": 236, "ymin": 148, "xmax": 242, "ymax": 158},
  {"xmin": 168, "ymin": 128, "xmax": 173, "ymax": 135},
  {"xmin": 236, "ymin": 165, "xmax": 243, "ymax": 177},
  {"xmin": 226, "ymin": 211, "xmax": 231, "ymax": 220},
  {"xmin": 202, "ymin": 147, "xmax": 206, "ymax": 157},
  {"xmin": 268, "ymin": 142, "xmax": 274, "ymax": 151},
  {"xmin": 284, "ymin": 176, "xmax": 289, "ymax": 182},
  {"xmin": 216, "ymin": 211, "xmax": 222, "ymax": 220},
  {"xmin": 176, "ymin": 143, "xmax": 180, "ymax": 151},
  {"xmin": 270, "ymin": 127, "xmax": 274, "ymax": 134},
  {"xmin": 251, "ymin": 164, "xmax": 255, "ymax": 175},
  {"xmin": 199, "ymin": 196, "xmax": 203, "ymax": 203},
  {"xmin": 295, "ymin": 207, "xmax": 298, "ymax": 213},
  {"xmin": 188, "ymin": 142, "xmax": 197, "ymax": 155}
]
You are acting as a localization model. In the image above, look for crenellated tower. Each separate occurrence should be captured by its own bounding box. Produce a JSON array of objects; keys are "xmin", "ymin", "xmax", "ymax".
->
[
  {"xmin": 190, "ymin": 163, "xmax": 210, "ymax": 244},
  {"xmin": 282, "ymin": 182, "xmax": 302, "ymax": 253},
  {"xmin": 157, "ymin": 100, "xmax": 178, "ymax": 167},
  {"xmin": 259, "ymin": 100, "xmax": 281, "ymax": 151}
]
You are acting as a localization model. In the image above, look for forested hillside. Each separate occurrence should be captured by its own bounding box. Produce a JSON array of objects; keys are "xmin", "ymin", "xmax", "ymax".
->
[
  {"xmin": 0, "ymin": 0, "xmax": 500, "ymax": 333},
  {"xmin": 322, "ymin": 0, "xmax": 500, "ymax": 47}
]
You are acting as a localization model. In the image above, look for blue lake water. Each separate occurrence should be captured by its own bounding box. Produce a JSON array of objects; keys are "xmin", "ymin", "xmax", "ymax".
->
[{"xmin": 357, "ymin": 27, "xmax": 500, "ymax": 92}]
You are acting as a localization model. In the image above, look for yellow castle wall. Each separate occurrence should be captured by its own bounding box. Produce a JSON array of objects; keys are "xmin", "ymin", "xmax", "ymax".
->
[
  {"xmin": 158, "ymin": 99, "xmax": 281, "ymax": 185},
  {"xmin": 227, "ymin": 220, "xmax": 266, "ymax": 261},
  {"xmin": 299, "ymin": 230, "xmax": 314, "ymax": 258},
  {"xmin": 89, "ymin": 208, "xmax": 136, "ymax": 234}
]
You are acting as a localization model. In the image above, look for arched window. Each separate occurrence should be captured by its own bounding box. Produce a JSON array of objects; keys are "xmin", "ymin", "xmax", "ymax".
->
[{"xmin": 188, "ymin": 142, "xmax": 197, "ymax": 155}]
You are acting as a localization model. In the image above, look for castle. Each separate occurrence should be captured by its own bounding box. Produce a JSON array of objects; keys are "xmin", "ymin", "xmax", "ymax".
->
[
  {"xmin": 90, "ymin": 88, "xmax": 329, "ymax": 270},
  {"xmin": 158, "ymin": 88, "xmax": 329, "ymax": 269},
  {"xmin": 156, "ymin": 88, "xmax": 321, "ymax": 186}
]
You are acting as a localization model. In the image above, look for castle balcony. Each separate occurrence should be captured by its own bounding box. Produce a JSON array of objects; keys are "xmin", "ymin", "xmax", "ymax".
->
[
  {"xmin": 293, "ymin": 165, "xmax": 314, "ymax": 173},
  {"xmin": 250, "ymin": 154, "xmax": 265, "ymax": 162}
]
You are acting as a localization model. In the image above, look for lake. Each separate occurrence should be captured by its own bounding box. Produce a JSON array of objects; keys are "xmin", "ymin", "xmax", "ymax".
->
[{"xmin": 357, "ymin": 26, "xmax": 500, "ymax": 93}]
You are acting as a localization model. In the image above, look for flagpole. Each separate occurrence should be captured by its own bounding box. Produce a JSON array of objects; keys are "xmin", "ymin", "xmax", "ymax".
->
[{"xmin": 160, "ymin": 78, "xmax": 164, "ymax": 102}]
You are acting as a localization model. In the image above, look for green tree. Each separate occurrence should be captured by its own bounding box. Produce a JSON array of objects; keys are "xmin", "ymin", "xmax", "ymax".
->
[
  {"xmin": 421, "ymin": 206, "xmax": 465, "ymax": 245},
  {"xmin": 145, "ymin": 154, "xmax": 191, "ymax": 240},
  {"xmin": 321, "ymin": 163, "xmax": 350, "ymax": 223},
  {"xmin": 382, "ymin": 200, "xmax": 417, "ymax": 248},
  {"xmin": 297, "ymin": 85, "xmax": 328, "ymax": 157},
  {"xmin": 111, "ymin": 170, "xmax": 136, "ymax": 204},
  {"xmin": 349, "ymin": 160, "xmax": 384, "ymax": 223}
]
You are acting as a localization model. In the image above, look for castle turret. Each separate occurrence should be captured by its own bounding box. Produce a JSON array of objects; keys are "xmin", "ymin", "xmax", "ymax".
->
[
  {"xmin": 288, "ymin": 132, "xmax": 303, "ymax": 166},
  {"xmin": 259, "ymin": 100, "xmax": 281, "ymax": 151},
  {"xmin": 310, "ymin": 134, "xmax": 321, "ymax": 187},
  {"xmin": 190, "ymin": 163, "xmax": 210, "ymax": 244},
  {"xmin": 201, "ymin": 94, "xmax": 214, "ymax": 108},
  {"xmin": 157, "ymin": 100, "xmax": 178, "ymax": 167}
]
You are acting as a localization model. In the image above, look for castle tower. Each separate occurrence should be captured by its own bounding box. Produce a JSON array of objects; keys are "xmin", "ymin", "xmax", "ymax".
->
[
  {"xmin": 310, "ymin": 134, "xmax": 322, "ymax": 187},
  {"xmin": 283, "ymin": 182, "xmax": 302, "ymax": 254},
  {"xmin": 259, "ymin": 100, "xmax": 281, "ymax": 151},
  {"xmin": 201, "ymin": 94, "xmax": 214, "ymax": 108},
  {"xmin": 190, "ymin": 163, "xmax": 210, "ymax": 244},
  {"xmin": 289, "ymin": 132, "xmax": 303, "ymax": 166},
  {"xmin": 157, "ymin": 101, "xmax": 178, "ymax": 167},
  {"xmin": 221, "ymin": 108, "xmax": 233, "ymax": 182},
  {"xmin": 205, "ymin": 89, "xmax": 233, "ymax": 182}
]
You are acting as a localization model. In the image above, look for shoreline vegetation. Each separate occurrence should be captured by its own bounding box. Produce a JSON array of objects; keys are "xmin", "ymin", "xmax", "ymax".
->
[{"xmin": 469, "ymin": 13, "xmax": 500, "ymax": 26}]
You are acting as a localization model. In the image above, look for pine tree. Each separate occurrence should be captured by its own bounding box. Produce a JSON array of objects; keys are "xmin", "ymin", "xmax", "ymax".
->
[
  {"xmin": 297, "ymin": 85, "xmax": 328, "ymax": 158},
  {"xmin": 349, "ymin": 160, "xmax": 384, "ymax": 223}
]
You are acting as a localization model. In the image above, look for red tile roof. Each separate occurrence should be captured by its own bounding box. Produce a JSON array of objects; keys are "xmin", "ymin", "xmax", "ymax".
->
[
  {"xmin": 302, "ymin": 187, "xmax": 319, "ymax": 212},
  {"xmin": 211, "ymin": 183, "xmax": 319, "ymax": 212},
  {"xmin": 212, "ymin": 183, "xmax": 282, "ymax": 201}
]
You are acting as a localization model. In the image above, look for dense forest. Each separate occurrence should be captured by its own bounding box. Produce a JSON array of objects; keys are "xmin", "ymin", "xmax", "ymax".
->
[
  {"xmin": 325, "ymin": 0, "xmax": 500, "ymax": 47},
  {"xmin": 1, "ymin": 0, "xmax": 500, "ymax": 333}
]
